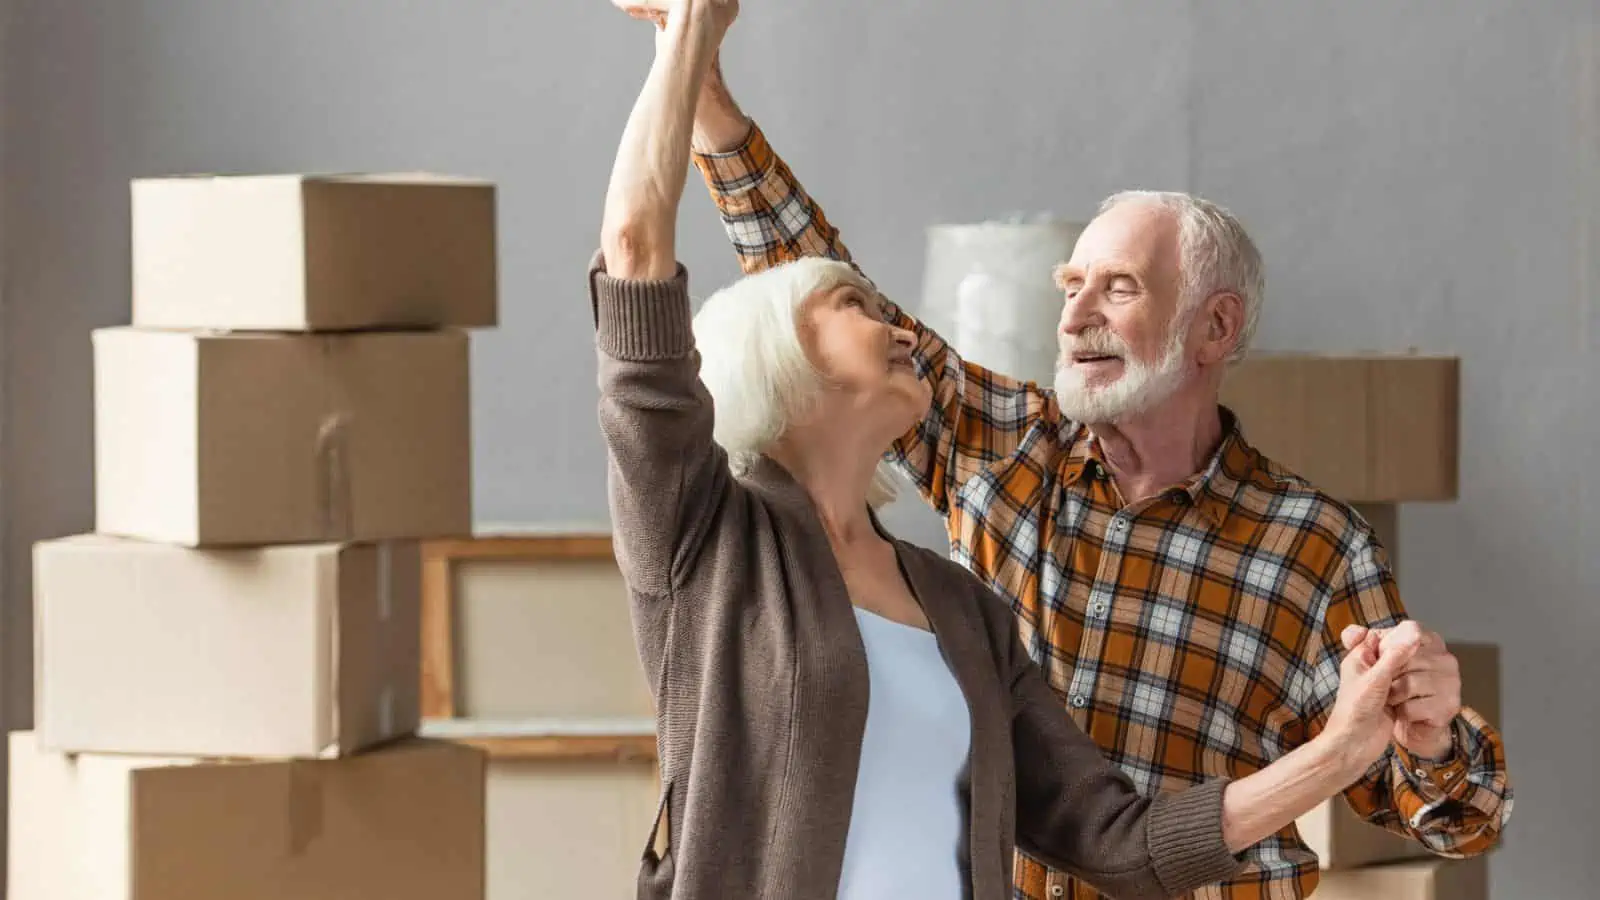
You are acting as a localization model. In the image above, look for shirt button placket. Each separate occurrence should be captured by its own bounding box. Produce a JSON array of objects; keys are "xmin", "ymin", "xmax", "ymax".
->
[{"xmin": 1076, "ymin": 513, "xmax": 1132, "ymax": 737}]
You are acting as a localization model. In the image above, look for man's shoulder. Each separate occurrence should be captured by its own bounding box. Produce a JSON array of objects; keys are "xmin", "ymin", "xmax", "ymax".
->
[{"xmin": 1226, "ymin": 438, "xmax": 1387, "ymax": 562}]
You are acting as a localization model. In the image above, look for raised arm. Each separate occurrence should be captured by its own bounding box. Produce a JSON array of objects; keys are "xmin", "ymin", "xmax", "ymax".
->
[
  {"xmin": 1302, "ymin": 533, "xmax": 1512, "ymax": 858},
  {"xmin": 686, "ymin": 63, "xmax": 1056, "ymax": 513},
  {"xmin": 593, "ymin": 0, "xmax": 737, "ymax": 596},
  {"xmin": 601, "ymin": 2, "xmax": 726, "ymax": 280},
  {"xmin": 1007, "ymin": 610, "xmax": 1422, "ymax": 899}
]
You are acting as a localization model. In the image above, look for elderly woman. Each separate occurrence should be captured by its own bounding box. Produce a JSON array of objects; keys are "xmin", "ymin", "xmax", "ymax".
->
[{"xmin": 588, "ymin": 3, "xmax": 1417, "ymax": 898}]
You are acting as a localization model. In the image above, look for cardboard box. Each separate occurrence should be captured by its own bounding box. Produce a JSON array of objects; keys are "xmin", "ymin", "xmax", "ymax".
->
[
  {"xmin": 35, "ymin": 536, "xmax": 420, "ymax": 758},
  {"xmin": 1296, "ymin": 642, "xmax": 1501, "ymax": 870},
  {"xmin": 1311, "ymin": 856, "xmax": 1488, "ymax": 900},
  {"xmin": 8, "ymin": 731, "xmax": 485, "ymax": 900},
  {"xmin": 486, "ymin": 759, "xmax": 661, "ymax": 900},
  {"xmin": 132, "ymin": 174, "xmax": 497, "ymax": 331},
  {"xmin": 94, "ymin": 327, "xmax": 471, "ymax": 546},
  {"xmin": 1220, "ymin": 355, "xmax": 1458, "ymax": 502}
]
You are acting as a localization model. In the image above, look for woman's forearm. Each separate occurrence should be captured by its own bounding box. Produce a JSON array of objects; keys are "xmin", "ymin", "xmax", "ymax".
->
[
  {"xmin": 601, "ymin": 8, "xmax": 721, "ymax": 280},
  {"xmin": 1220, "ymin": 735, "xmax": 1361, "ymax": 852}
]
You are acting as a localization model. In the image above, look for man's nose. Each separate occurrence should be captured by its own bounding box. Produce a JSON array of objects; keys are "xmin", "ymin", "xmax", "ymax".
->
[{"xmin": 1060, "ymin": 290, "xmax": 1103, "ymax": 336}]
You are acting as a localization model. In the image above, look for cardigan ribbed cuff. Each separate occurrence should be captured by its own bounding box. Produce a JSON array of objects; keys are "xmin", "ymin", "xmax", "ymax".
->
[
  {"xmin": 1146, "ymin": 777, "xmax": 1245, "ymax": 895},
  {"xmin": 588, "ymin": 250, "xmax": 694, "ymax": 361}
]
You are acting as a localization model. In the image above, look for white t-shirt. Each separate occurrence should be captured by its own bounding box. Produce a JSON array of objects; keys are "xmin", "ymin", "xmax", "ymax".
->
[{"xmin": 837, "ymin": 606, "xmax": 974, "ymax": 899}]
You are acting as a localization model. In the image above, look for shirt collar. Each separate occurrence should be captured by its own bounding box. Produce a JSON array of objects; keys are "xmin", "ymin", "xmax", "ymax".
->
[{"xmin": 1060, "ymin": 407, "xmax": 1259, "ymax": 528}]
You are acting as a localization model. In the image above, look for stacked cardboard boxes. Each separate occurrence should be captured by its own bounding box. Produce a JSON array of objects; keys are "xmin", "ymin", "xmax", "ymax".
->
[
  {"xmin": 12, "ymin": 174, "xmax": 496, "ymax": 899},
  {"xmin": 1223, "ymin": 354, "xmax": 1500, "ymax": 898}
]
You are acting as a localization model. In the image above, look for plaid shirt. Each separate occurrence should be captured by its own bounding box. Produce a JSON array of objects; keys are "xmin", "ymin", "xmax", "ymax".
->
[{"xmin": 690, "ymin": 123, "xmax": 1511, "ymax": 900}]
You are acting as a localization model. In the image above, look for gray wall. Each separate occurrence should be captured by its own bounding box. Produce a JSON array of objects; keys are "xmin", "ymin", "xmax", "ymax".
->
[{"xmin": 4, "ymin": 0, "xmax": 1595, "ymax": 896}]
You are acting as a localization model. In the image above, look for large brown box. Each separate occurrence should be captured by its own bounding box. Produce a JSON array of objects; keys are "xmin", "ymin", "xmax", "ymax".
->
[
  {"xmin": 7, "ymin": 731, "xmax": 486, "ymax": 900},
  {"xmin": 93, "ymin": 327, "xmax": 471, "ymax": 546},
  {"xmin": 1294, "ymin": 642, "xmax": 1501, "ymax": 870},
  {"xmin": 35, "ymin": 536, "xmax": 420, "ymax": 758},
  {"xmin": 1220, "ymin": 355, "xmax": 1458, "ymax": 502},
  {"xmin": 131, "ymin": 174, "xmax": 497, "ymax": 331},
  {"xmin": 1311, "ymin": 856, "xmax": 1488, "ymax": 900}
]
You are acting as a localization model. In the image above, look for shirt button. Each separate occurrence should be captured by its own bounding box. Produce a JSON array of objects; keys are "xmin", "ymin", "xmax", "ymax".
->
[
  {"xmin": 1071, "ymin": 695, "xmax": 1088, "ymax": 709},
  {"xmin": 1091, "ymin": 601, "xmax": 1107, "ymax": 616},
  {"xmin": 1050, "ymin": 886, "xmax": 1065, "ymax": 897},
  {"xmin": 1112, "ymin": 519, "xmax": 1127, "ymax": 531}
]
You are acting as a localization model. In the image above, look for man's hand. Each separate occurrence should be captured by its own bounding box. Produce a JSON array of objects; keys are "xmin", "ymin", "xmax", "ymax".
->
[{"xmin": 1341, "ymin": 622, "xmax": 1462, "ymax": 760}]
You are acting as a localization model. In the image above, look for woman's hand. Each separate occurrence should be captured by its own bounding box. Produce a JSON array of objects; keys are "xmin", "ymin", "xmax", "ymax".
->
[
  {"xmin": 611, "ymin": 0, "xmax": 738, "ymax": 37},
  {"xmin": 598, "ymin": 0, "xmax": 730, "ymax": 279},
  {"xmin": 1318, "ymin": 622, "xmax": 1424, "ymax": 775}
]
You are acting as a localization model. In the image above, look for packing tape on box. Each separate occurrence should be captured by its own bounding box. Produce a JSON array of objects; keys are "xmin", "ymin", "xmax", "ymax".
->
[
  {"xmin": 379, "ymin": 685, "xmax": 396, "ymax": 738},
  {"xmin": 319, "ymin": 542, "xmax": 400, "ymax": 758},
  {"xmin": 376, "ymin": 542, "xmax": 393, "ymax": 622},
  {"xmin": 287, "ymin": 761, "xmax": 324, "ymax": 856},
  {"xmin": 375, "ymin": 541, "xmax": 398, "ymax": 739},
  {"xmin": 315, "ymin": 412, "xmax": 353, "ymax": 541}
]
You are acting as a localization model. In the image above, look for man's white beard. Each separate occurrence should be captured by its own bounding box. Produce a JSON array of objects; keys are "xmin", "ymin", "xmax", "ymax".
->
[{"xmin": 1053, "ymin": 320, "xmax": 1192, "ymax": 425}]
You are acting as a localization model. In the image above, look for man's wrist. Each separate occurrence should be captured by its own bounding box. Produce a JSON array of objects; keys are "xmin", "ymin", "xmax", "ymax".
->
[
  {"xmin": 1402, "ymin": 728, "xmax": 1457, "ymax": 764},
  {"xmin": 691, "ymin": 68, "xmax": 750, "ymax": 152},
  {"xmin": 1396, "ymin": 723, "xmax": 1472, "ymax": 796},
  {"xmin": 692, "ymin": 113, "xmax": 751, "ymax": 154}
]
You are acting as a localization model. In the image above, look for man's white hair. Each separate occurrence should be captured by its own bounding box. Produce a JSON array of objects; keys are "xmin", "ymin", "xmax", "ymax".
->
[
  {"xmin": 691, "ymin": 257, "xmax": 903, "ymax": 508},
  {"xmin": 1098, "ymin": 190, "xmax": 1265, "ymax": 363}
]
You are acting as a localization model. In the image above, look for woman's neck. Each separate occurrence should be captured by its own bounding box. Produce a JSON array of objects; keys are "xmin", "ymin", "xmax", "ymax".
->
[{"xmin": 766, "ymin": 434, "xmax": 880, "ymax": 546}]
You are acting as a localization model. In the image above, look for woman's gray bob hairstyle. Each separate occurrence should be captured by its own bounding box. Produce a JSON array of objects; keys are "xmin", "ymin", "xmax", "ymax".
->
[{"xmin": 691, "ymin": 256, "xmax": 904, "ymax": 509}]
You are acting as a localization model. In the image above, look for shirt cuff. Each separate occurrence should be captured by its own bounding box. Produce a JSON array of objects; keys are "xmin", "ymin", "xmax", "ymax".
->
[
  {"xmin": 1395, "ymin": 719, "xmax": 1473, "ymax": 800},
  {"xmin": 690, "ymin": 122, "xmax": 773, "ymax": 192}
]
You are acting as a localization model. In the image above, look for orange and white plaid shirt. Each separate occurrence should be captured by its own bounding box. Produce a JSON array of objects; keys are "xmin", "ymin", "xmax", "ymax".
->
[{"xmin": 690, "ymin": 123, "xmax": 1511, "ymax": 900}]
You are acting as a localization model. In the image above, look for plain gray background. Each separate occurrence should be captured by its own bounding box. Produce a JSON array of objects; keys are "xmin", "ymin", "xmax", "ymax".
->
[{"xmin": 3, "ymin": 1, "xmax": 1595, "ymax": 895}]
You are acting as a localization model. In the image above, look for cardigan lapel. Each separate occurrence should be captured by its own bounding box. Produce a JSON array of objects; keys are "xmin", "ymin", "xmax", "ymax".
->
[{"xmin": 742, "ymin": 456, "xmax": 1008, "ymax": 898}]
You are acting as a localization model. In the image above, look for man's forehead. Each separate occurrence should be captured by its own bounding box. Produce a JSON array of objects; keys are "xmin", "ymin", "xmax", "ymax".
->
[{"xmin": 1064, "ymin": 202, "xmax": 1180, "ymax": 271}]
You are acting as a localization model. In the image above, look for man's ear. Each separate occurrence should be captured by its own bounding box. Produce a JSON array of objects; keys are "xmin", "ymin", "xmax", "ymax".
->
[{"xmin": 1196, "ymin": 291, "xmax": 1245, "ymax": 365}]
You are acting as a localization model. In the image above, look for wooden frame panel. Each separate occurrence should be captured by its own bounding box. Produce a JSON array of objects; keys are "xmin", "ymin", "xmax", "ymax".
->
[{"xmin": 418, "ymin": 534, "xmax": 658, "ymax": 762}]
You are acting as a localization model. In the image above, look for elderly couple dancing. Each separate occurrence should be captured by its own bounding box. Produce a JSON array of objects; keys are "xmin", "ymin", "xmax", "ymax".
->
[{"xmin": 585, "ymin": 2, "xmax": 1511, "ymax": 898}]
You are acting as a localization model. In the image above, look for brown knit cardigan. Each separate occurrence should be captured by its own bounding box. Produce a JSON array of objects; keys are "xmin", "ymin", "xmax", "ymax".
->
[{"xmin": 590, "ymin": 252, "xmax": 1244, "ymax": 899}]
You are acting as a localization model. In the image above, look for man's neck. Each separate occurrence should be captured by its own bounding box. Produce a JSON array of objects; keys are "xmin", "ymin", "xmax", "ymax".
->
[{"xmin": 1089, "ymin": 391, "xmax": 1226, "ymax": 506}]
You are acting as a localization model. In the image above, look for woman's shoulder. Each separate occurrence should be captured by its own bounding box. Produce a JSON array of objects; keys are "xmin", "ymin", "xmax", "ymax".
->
[{"xmin": 894, "ymin": 541, "xmax": 1021, "ymax": 646}]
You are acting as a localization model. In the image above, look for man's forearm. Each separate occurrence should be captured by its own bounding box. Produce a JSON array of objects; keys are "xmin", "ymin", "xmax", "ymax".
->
[
  {"xmin": 601, "ymin": 13, "xmax": 721, "ymax": 279},
  {"xmin": 691, "ymin": 57, "xmax": 752, "ymax": 153},
  {"xmin": 1220, "ymin": 736, "xmax": 1361, "ymax": 852}
]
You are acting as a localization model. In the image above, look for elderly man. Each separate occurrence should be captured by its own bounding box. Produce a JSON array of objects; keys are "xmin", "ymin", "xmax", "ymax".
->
[{"xmin": 645, "ymin": 16, "xmax": 1514, "ymax": 900}]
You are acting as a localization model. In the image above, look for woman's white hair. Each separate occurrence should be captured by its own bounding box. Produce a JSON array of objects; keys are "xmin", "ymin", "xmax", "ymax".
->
[
  {"xmin": 691, "ymin": 257, "xmax": 903, "ymax": 509},
  {"xmin": 1098, "ymin": 191, "xmax": 1265, "ymax": 363}
]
